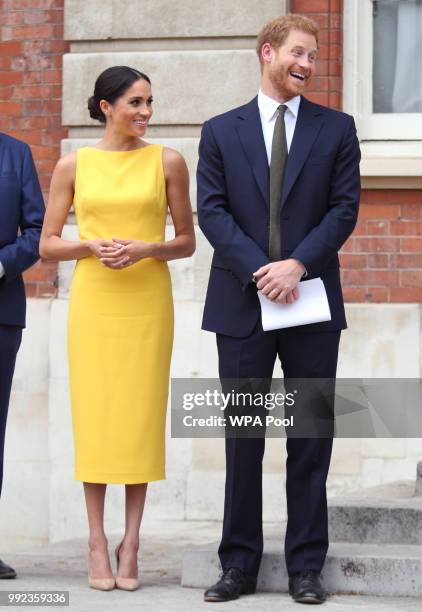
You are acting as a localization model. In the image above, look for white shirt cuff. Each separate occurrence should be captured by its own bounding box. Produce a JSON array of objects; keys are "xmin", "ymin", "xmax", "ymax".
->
[{"xmin": 0, "ymin": 261, "xmax": 5, "ymax": 279}]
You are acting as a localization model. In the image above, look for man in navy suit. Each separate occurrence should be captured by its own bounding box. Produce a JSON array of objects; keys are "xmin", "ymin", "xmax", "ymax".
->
[
  {"xmin": 197, "ymin": 14, "xmax": 360, "ymax": 604},
  {"xmin": 0, "ymin": 132, "xmax": 44, "ymax": 578}
]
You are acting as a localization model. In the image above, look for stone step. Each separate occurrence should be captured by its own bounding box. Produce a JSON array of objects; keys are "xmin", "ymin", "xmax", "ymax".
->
[
  {"xmin": 182, "ymin": 541, "xmax": 422, "ymax": 597},
  {"xmin": 328, "ymin": 480, "xmax": 422, "ymax": 545}
]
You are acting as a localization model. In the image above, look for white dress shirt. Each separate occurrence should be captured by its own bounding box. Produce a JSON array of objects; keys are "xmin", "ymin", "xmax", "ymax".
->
[
  {"xmin": 257, "ymin": 89, "xmax": 301, "ymax": 164},
  {"xmin": 257, "ymin": 89, "xmax": 307, "ymax": 276},
  {"xmin": 0, "ymin": 262, "xmax": 4, "ymax": 279}
]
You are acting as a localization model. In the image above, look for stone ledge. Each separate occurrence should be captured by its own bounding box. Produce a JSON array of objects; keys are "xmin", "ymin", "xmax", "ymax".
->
[{"xmin": 182, "ymin": 541, "xmax": 422, "ymax": 596}]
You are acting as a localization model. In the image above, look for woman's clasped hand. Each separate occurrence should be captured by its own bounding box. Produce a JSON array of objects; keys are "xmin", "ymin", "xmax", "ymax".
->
[{"xmin": 89, "ymin": 238, "xmax": 152, "ymax": 269}]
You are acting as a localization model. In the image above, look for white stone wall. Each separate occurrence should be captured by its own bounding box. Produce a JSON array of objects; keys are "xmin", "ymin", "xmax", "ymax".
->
[{"xmin": 2, "ymin": 0, "xmax": 422, "ymax": 547}]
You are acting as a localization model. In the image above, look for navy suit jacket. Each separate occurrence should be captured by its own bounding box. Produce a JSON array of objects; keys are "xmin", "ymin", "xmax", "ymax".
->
[
  {"xmin": 0, "ymin": 133, "xmax": 44, "ymax": 327},
  {"xmin": 197, "ymin": 96, "xmax": 361, "ymax": 338}
]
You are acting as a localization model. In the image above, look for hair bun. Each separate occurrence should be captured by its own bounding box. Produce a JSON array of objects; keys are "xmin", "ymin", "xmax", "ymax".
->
[{"xmin": 87, "ymin": 95, "xmax": 105, "ymax": 123}]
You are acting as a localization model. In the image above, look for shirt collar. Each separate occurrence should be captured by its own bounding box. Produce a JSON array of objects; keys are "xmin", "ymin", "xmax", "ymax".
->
[{"xmin": 258, "ymin": 89, "xmax": 301, "ymax": 122}]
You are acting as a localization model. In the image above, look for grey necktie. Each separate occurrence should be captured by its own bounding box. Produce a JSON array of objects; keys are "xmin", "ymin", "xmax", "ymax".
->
[{"xmin": 269, "ymin": 104, "xmax": 288, "ymax": 261}]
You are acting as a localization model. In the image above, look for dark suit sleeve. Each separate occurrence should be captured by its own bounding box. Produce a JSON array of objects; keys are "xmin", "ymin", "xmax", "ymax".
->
[
  {"xmin": 197, "ymin": 120, "xmax": 270, "ymax": 288},
  {"xmin": 0, "ymin": 144, "xmax": 44, "ymax": 284},
  {"xmin": 290, "ymin": 116, "xmax": 361, "ymax": 277}
]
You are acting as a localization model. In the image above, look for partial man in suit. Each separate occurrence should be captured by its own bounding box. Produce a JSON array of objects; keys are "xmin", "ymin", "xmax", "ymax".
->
[
  {"xmin": 197, "ymin": 14, "xmax": 360, "ymax": 604},
  {"xmin": 0, "ymin": 132, "xmax": 44, "ymax": 578}
]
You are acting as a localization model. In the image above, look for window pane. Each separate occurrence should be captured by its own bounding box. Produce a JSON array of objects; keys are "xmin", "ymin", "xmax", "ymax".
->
[{"xmin": 373, "ymin": 0, "xmax": 422, "ymax": 113}]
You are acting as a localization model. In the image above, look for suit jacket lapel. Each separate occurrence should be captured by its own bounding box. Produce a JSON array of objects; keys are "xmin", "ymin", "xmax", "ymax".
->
[
  {"xmin": 235, "ymin": 98, "xmax": 269, "ymax": 205},
  {"xmin": 281, "ymin": 96, "xmax": 323, "ymax": 207}
]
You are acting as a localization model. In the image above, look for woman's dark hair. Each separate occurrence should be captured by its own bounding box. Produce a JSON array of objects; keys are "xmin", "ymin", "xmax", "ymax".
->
[{"xmin": 87, "ymin": 66, "xmax": 151, "ymax": 123}]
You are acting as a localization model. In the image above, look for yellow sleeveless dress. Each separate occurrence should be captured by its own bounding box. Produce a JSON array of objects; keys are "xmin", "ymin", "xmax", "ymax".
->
[{"xmin": 68, "ymin": 145, "xmax": 174, "ymax": 484}]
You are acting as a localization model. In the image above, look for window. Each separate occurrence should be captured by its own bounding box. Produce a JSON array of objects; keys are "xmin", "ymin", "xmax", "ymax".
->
[{"xmin": 344, "ymin": 0, "xmax": 422, "ymax": 140}]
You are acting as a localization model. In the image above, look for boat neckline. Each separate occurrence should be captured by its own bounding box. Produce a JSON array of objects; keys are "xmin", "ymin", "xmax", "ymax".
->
[{"xmin": 84, "ymin": 144, "xmax": 156, "ymax": 153}]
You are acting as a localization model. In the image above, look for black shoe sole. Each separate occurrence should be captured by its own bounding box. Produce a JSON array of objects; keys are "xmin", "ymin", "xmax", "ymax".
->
[
  {"xmin": 204, "ymin": 587, "xmax": 256, "ymax": 603},
  {"xmin": 0, "ymin": 573, "xmax": 16, "ymax": 579},
  {"xmin": 204, "ymin": 594, "xmax": 240, "ymax": 602},
  {"xmin": 293, "ymin": 594, "xmax": 326, "ymax": 604}
]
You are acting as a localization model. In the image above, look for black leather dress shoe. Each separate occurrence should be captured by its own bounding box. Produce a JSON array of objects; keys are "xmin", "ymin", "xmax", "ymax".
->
[
  {"xmin": 288, "ymin": 570, "xmax": 326, "ymax": 604},
  {"xmin": 0, "ymin": 560, "xmax": 16, "ymax": 579},
  {"xmin": 204, "ymin": 567, "xmax": 257, "ymax": 602}
]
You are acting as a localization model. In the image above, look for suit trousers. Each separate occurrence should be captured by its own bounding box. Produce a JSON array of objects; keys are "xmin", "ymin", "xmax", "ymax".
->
[
  {"xmin": 216, "ymin": 322, "xmax": 341, "ymax": 577},
  {"xmin": 0, "ymin": 325, "xmax": 22, "ymax": 496}
]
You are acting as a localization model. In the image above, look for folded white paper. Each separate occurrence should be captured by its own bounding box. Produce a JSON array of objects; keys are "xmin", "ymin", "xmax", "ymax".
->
[{"xmin": 258, "ymin": 277, "xmax": 331, "ymax": 331}]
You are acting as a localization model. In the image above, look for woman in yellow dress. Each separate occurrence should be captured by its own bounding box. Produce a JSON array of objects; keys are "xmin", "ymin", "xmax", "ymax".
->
[{"xmin": 40, "ymin": 66, "xmax": 195, "ymax": 591}]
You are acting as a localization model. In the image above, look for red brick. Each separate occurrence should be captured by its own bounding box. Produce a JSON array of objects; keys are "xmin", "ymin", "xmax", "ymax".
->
[
  {"xmin": 363, "ymin": 287, "xmax": 390, "ymax": 302},
  {"xmin": 312, "ymin": 76, "xmax": 329, "ymax": 90},
  {"xmin": 23, "ymin": 10, "xmax": 50, "ymax": 25},
  {"xmin": 400, "ymin": 205, "xmax": 422, "ymax": 220},
  {"xmin": 10, "ymin": 56, "xmax": 25, "ymax": 71},
  {"xmin": 343, "ymin": 290, "xmax": 381, "ymax": 303},
  {"xmin": 30, "ymin": 144, "xmax": 58, "ymax": 160},
  {"xmin": 43, "ymin": 69, "xmax": 62, "ymax": 83},
  {"xmin": 367, "ymin": 254, "xmax": 389, "ymax": 268},
  {"xmin": 37, "ymin": 159, "xmax": 56, "ymax": 174},
  {"xmin": 292, "ymin": 0, "xmax": 330, "ymax": 11},
  {"xmin": 401, "ymin": 271, "xmax": 422, "ymax": 288},
  {"xmin": 355, "ymin": 238, "xmax": 400, "ymax": 253},
  {"xmin": 391, "ymin": 288, "xmax": 422, "ymax": 302},
  {"xmin": 0, "ymin": 40, "xmax": 22, "ymax": 55},
  {"xmin": 6, "ymin": 0, "xmax": 62, "ymax": 7},
  {"xmin": 328, "ymin": 91, "xmax": 341, "ymax": 109},
  {"xmin": 10, "ymin": 24, "xmax": 56, "ymax": 39},
  {"xmin": 42, "ymin": 99, "xmax": 61, "ymax": 113},
  {"xmin": 12, "ymin": 84, "xmax": 54, "ymax": 98},
  {"xmin": 342, "ymin": 287, "xmax": 365, "ymax": 302},
  {"xmin": 340, "ymin": 237, "xmax": 355, "ymax": 253},
  {"xmin": 339, "ymin": 254, "xmax": 366, "ymax": 269},
  {"xmin": 329, "ymin": 14, "xmax": 342, "ymax": 29},
  {"xmin": 342, "ymin": 270, "xmax": 399, "ymax": 287},
  {"xmin": 311, "ymin": 14, "xmax": 329, "ymax": 29},
  {"xmin": 306, "ymin": 91, "xmax": 329, "ymax": 105},
  {"xmin": 390, "ymin": 190, "xmax": 422, "ymax": 205},
  {"xmin": 367, "ymin": 221, "xmax": 389, "ymax": 235},
  {"xmin": 391, "ymin": 221, "xmax": 422, "ymax": 236},
  {"xmin": 400, "ymin": 238, "xmax": 422, "ymax": 252},
  {"xmin": 23, "ymin": 71, "xmax": 43, "ymax": 85},
  {"xmin": 350, "ymin": 220, "xmax": 366, "ymax": 236},
  {"xmin": 315, "ymin": 46, "xmax": 329, "ymax": 60},
  {"xmin": 328, "ymin": 44, "xmax": 340, "ymax": 60},
  {"xmin": 359, "ymin": 204, "xmax": 399, "ymax": 219},
  {"xmin": 0, "ymin": 101, "xmax": 21, "ymax": 115},
  {"xmin": 0, "ymin": 71, "xmax": 22, "ymax": 85},
  {"xmin": 10, "ymin": 116, "xmax": 50, "ymax": 130},
  {"xmin": 23, "ymin": 99, "xmax": 43, "ymax": 115},
  {"xmin": 391, "ymin": 254, "xmax": 422, "ymax": 269},
  {"xmin": 365, "ymin": 190, "xmax": 390, "ymax": 204},
  {"xmin": 316, "ymin": 60, "xmax": 329, "ymax": 76},
  {"xmin": 7, "ymin": 130, "xmax": 42, "ymax": 145},
  {"xmin": 0, "ymin": 11, "xmax": 24, "ymax": 25},
  {"xmin": 329, "ymin": 61, "xmax": 341, "ymax": 76}
]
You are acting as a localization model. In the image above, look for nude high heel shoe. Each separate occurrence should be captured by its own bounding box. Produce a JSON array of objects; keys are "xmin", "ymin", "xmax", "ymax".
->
[
  {"xmin": 87, "ymin": 551, "xmax": 115, "ymax": 591},
  {"xmin": 88, "ymin": 576, "xmax": 116, "ymax": 591},
  {"xmin": 115, "ymin": 541, "xmax": 140, "ymax": 591}
]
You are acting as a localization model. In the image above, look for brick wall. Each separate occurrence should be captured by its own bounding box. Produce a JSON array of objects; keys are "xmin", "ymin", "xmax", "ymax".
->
[
  {"xmin": 2, "ymin": 0, "xmax": 421, "ymax": 302},
  {"xmin": 291, "ymin": 0, "xmax": 422, "ymax": 303},
  {"xmin": 0, "ymin": 0, "xmax": 68, "ymax": 298}
]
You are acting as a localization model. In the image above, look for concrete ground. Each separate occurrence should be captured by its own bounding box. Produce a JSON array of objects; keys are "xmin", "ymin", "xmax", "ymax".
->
[{"xmin": 2, "ymin": 521, "xmax": 422, "ymax": 612}]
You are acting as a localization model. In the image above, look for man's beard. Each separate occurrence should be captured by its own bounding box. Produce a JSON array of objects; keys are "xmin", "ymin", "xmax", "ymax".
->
[{"xmin": 268, "ymin": 67, "xmax": 292, "ymax": 100}]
